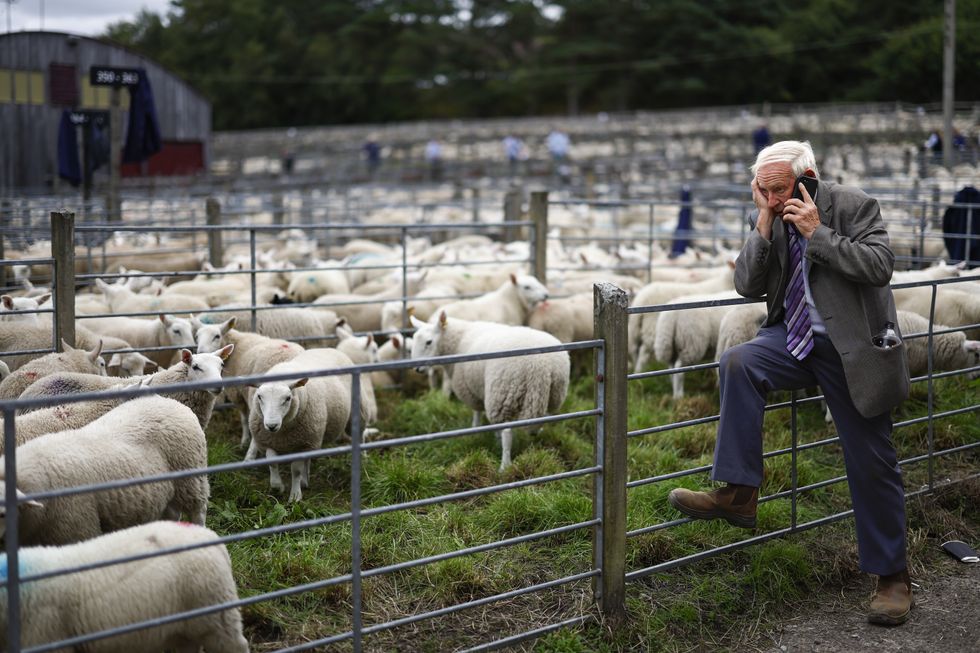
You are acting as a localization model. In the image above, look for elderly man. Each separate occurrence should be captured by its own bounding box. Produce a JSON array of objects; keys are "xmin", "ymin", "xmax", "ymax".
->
[{"xmin": 668, "ymin": 141, "xmax": 913, "ymax": 625}]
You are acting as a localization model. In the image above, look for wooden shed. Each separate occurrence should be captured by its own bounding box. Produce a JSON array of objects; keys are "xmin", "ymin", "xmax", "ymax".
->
[{"xmin": 0, "ymin": 31, "xmax": 211, "ymax": 193}]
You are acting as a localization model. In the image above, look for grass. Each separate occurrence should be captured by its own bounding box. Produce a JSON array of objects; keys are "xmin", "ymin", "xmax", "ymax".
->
[{"xmin": 201, "ymin": 360, "xmax": 979, "ymax": 652}]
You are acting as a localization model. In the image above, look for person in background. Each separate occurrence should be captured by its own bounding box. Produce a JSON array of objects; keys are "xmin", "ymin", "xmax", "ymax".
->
[
  {"xmin": 752, "ymin": 123, "xmax": 771, "ymax": 154},
  {"xmin": 364, "ymin": 136, "xmax": 382, "ymax": 178},
  {"xmin": 503, "ymin": 135, "xmax": 526, "ymax": 176},
  {"xmin": 668, "ymin": 140, "xmax": 914, "ymax": 627},
  {"xmin": 424, "ymin": 139, "xmax": 443, "ymax": 182}
]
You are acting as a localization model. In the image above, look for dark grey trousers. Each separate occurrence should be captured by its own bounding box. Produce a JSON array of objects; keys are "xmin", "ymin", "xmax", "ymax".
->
[{"xmin": 712, "ymin": 323, "xmax": 907, "ymax": 576}]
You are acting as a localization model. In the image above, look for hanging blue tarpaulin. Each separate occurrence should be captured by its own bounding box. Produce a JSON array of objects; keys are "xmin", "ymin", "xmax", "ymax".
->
[
  {"xmin": 671, "ymin": 185, "xmax": 692, "ymax": 257},
  {"xmin": 122, "ymin": 68, "xmax": 162, "ymax": 164}
]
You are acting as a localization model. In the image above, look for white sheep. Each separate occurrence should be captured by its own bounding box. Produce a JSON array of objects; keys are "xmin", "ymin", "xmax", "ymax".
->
[
  {"xmin": 896, "ymin": 310, "xmax": 980, "ymax": 378},
  {"xmin": 0, "ymin": 396, "xmax": 209, "ymax": 546},
  {"xmin": 114, "ymin": 265, "xmax": 166, "ymax": 294},
  {"xmin": 890, "ymin": 260, "xmax": 964, "ymax": 284},
  {"xmin": 0, "ymin": 521, "xmax": 249, "ymax": 652},
  {"xmin": 248, "ymin": 348, "xmax": 356, "ymax": 501},
  {"xmin": 439, "ymin": 273, "xmax": 548, "ymax": 324},
  {"xmin": 79, "ymin": 313, "xmax": 196, "ymax": 368},
  {"xmin": 653, "ymin": 291, "xmax": 740, "ymax": 399},
  {"xmin": 8, "ymin": 346, "xmax": 233, "ymax": 450},
  {"xmin": 286, "ymin": 266, "xmax": 351, "ymax": 302},
  {"xmin": 0, "ymin": 338, "xmax": 106, "ymax": 400},
  {"xmin": 0, "ymin": 321, "xmax": 155, "ymax": 377},
  {"xmin": 95, "ymin": 278, "xmax": 209, "ymax": 315},
  {"xmin": 311, "ymin": 271, "xmax": 427, "ymax": 332},
  {"xmin": 893, "ymin": 287, "xmax": 980, "ymax": 339},
  {"xmin": 715, "ymin": 304, "xmax": 768, "ymax": 359},
  {"xmin": 410, "ymin": 313, "xmax": 570, "ymax": 471},
  {"xmin": 333, "ymin": 320, "xmax": 380, "ymax": 430},
  {"xmin": 629, "ymin": 265, "xmax": 736, "ymax": 371},
  {"xmin": 527, "ymin": 293, "xmax": 593, "ymax": 343},
  {"xmin": 0, "ymin": 292, "xmax": 50, "ymax": 322},
  {"xmin": 379, "ymin": 282, "xmax": 459, "ymax": 333},
  {"xmin": 195, "ymin": 322, "xmax": 305, "ymax": 458},
  {"xmin": 194, "ymin": 308, "xmax": 336, "ymax": 349}
]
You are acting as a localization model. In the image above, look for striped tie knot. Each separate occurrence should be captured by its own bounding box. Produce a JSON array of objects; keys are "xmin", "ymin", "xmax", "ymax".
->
[{"xmin": 784, "ymin": 224, "xmax": 814, "ymax": 360}]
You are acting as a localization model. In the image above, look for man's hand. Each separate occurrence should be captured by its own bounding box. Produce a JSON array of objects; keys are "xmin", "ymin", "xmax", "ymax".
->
[
  {"xmin": 782, "ymin": 182, "xmax": 820, "ymax": 239},
  {"xmin": 751, "ymin": 177, "xmax": 775, "ymax": 240}
]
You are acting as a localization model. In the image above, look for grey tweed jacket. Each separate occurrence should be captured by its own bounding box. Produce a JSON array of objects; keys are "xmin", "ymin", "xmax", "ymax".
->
[{"xmin": 734, "ymin": 180, "xmax": 910, "ymax": 418}]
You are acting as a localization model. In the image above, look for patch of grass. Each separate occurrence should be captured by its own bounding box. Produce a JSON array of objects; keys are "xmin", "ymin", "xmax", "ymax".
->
[
  {"xmin": 362, "ymin": 452, "xmax": 448, "ymax": 505},
  {"xmin": 475, "ymin": 483, "xmax": 593, "ymax": 537}
]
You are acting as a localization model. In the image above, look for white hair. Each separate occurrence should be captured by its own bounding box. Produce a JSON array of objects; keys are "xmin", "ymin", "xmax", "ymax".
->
[{"xmin": 751, "ymin": 140, "xmax": 820, "ymax": 178}]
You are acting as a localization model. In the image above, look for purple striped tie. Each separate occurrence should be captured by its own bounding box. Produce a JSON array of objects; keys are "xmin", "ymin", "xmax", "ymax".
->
[{"xmin": 784, "ymin": 224, "xmax": 814, "ymax": 360}]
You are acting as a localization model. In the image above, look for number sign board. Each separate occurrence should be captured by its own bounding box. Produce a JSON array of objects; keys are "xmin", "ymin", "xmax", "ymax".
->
[{"xmin": 89, "ymin": 66, "xmax": 142, "ymax": 87}]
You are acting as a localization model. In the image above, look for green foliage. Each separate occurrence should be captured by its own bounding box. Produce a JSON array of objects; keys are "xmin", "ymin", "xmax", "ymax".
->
[{"xmin": 103, "ymin": 0, "xmax": 980, "ymax": 129}]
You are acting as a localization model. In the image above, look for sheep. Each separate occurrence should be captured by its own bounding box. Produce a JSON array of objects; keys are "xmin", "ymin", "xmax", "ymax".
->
[
  {"xmin": 0, "ymin": 521, "xmax": 249, "ymax": 653},
  {"xmin": 7, "ymin": 346, "xmax": 233, "ymax": 450},
  {"xmin": 890, "ymin": 260, "xmax": 964, "ymax": 284},
  {"xmin": 410, "ymin": 313, "xmax": 570, "ymax": 471},
  {"xmin": 286, "ymin": 266, "xmax": 351, "ymax": 302},
  {"xmin": 439, "ymin": 273, "xmax": 549, "ymax": 326},
  {"xmin": 95, "ymin": 278, "xmax": 209, "ymax": 316},
  {"xmin": 0, "ymin": 321, "xmax": 154, "ymax": 377},
  {"xmin": 893, "ymin": 287, "xmax": 980, "ymax": 339},
  {"xmin": 896, "ymin": 310, "xmax": 980, "ymax": 378},
  {"xmin": 113, "ymin": 265, "xmax": 166, "ymax": 294},
  {"xmin": 652, "ymin": 291, "xmax": 740, "ymax": 398},
  {"xmin": 195, "ymin": 321, "xmax": 305, "ymax": 459},
  {"xmin": 628, "ymin": 265, "xmax": 736, "ymax": 371},
  {"xmin": 527, "ymin": 293, "xmax": 593, "ymax": 343},
  {"xmin": 379, "ymin": 282, "xmax": 459, "ymax": 333},
  {"xmin": 78, "ymin": 313, "xmax": 196, "ymax": 368},
  {"xmin": 0, "ymin": 361, "xmax": 8, "ymax": 382},
  {"xmin": 194, "ymin": 308, "xmax": 337, "ymax": 348},
  {"xmin": 0, "ymin": 292, "xmax": 50, "ymax": 322},
  {"xmin": 333, "ymin": 321, "xmax": 380, "ymax": 430},
  {"xmin": 715, "ymin": 304, "xmax": 768, "ymax": 359},
  {"xmin": 248, "ymin": 348, "xmax": 356, "ymax": 501},
  {"xmin": 0, "ymin": 338, "xmax": 106, "ymax": 400},
  {"xmin": 310, "ymin": 271, "xmax": 427, "ymax": 332},
  {"xmin": 0, "ymin": 396, "xmax": 209, "ymax": 546}
]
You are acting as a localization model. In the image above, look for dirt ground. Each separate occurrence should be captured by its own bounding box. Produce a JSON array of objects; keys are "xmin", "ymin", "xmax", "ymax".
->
[{"xmin": 759, "ymin": 558, "xmax": 980, "ymax": 653}]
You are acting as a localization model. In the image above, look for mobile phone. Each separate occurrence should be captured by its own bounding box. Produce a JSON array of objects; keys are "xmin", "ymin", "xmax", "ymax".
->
[{"xmin": 792, "ymin": 174, "xmax": 818, "ymax": 201}]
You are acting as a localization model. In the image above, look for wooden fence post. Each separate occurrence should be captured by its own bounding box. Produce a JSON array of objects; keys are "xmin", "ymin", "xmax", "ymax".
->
[
  {"xmin": 50, "ymin": 211, "xmax": 76, "ymax": 350},
  {"xmin": 206, "ymin": 197, "xmax": 223, "ymax": 267},
  {"xmin": 592, "ymin": 282, "xmax": 628, "ymax": 623},
  {"xmin": 503, "ymin": 188, "xmax": 522, "ymax": 242},
  {"xmin": 529, "ymin": 191, "xmax": 548, "ymax": 285},
  {"xmin": 272, "ymin": 191, "xmax": 285, "ymax": 226}
]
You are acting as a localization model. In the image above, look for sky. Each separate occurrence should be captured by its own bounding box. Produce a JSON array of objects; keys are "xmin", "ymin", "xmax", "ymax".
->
[{"xmin": 3, "ymin": 0, "xmax": 173, "ymax": 37}]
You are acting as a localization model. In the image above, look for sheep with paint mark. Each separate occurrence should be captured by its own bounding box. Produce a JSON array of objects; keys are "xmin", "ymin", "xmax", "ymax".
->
[
  {"xmin": 410, "ymin": 313, "xmax": 569, "ymax": 471},
  {"xmin": 78, "ymin": 313, "xmax": 196, "ymax": 369},
  {"xmin": 195, "ymin": 320, "xmax": 305, "ymax": 459},
  {"xmin": 248, "ymin": 348, "xmax": 356, "ymax": 502},
  {"xmin": 0, "ymin": 521, "xmax": 249, "ymax": 652},
  {"xmin": 14, "ymin": 347, "xmax": 234, "ymax": 436},
  {"xmin": 0, "ymin": 396, "xmax": 209, "ymax": 546},
  {"xmin": 653, "ymin": 291, "xmax": 741, "ymax": 399},
  {"xmin": 0, "ymin": 339, "xmax": 106, "ymax": 400}
]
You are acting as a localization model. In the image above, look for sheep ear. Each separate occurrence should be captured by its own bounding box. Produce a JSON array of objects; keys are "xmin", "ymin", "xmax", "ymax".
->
[
  {"xmin": 727, "ymin": 259, "xmax": 736, "ymax": 270},
  {"xmin": 95, "ymin": 278, "xmax": 110, "ymax": 293},
  {"xmin": 155, "ymin": 287, "xmax": 163, "ymax": 296},
  {"xmin": 35, "ymin": 293, "xmax": 51, "ymax": 306},
  {"xmin": 409, "ymin": 314, "xmax": 425, "ymax": 329},
  {"xmin": 118, "ymin": 265, "xmax": 128, "ymax": 274},
  {"xmin": 438, "ymin": 311, "xmax": 448, "ymax": 328},
  {"xmin": 510, "ymin": 272, "xmax": 517, "ymax": 285},
  {"xmin": 190, "ymin": 315, "xmax": 203, "ymax": 331},
  {"xmin": 1, "ymin": 295, "xmax": 12, "ymax": 310},
  {"xmin": 222, "ymin": 317, "xmax": 237, "ymax": 333},
  {"xmin": 392, "ymin": 335, "xmax": 401, "ymax": 350},
  {"xmin": 60, "ymin": 338, "xmax": 75, "ymax": 352},
  {"xmin": 181, "ymin": 349, "xmax": 193, "ymax": 365},
  {"xmin": 159, "ymin": 313, "xmax": 173, "ymax": 325},
  {"xmin": 202, "ymin": 262, "xmax": 214, "ymax": 272},
  {"xmin": 290, "ymin": 378, "xmax": 309, "ymax": 389},
  {"xmin": 217, "ymin": 343, "xmax": 235, "ymax": 360},
  {"xmin": 16, "ymin": 489, "xmax": 43, "ymax": 509},
  {"xmin": 365, "ymin": 333, "xmax": 374, "ymax": 347},
  {"xmin": 107, "ymin": 353, "xmax": 122, "ymax": 369},
  {"xmin": 406, "ymin": 306, "xmax": 416, "ymax": 317},
  {"xmin": 143, "ymin": 358, "xmax": 159, "ymax": 373},
  {"xmin": 89, "ymin": 339, "xmax": 104, "ymax": 362}
]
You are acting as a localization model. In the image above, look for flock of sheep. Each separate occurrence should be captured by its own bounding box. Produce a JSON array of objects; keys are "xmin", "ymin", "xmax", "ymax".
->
[{"xmin": 0, "ymin": 211, "xmax": 978, "ymax": 651}]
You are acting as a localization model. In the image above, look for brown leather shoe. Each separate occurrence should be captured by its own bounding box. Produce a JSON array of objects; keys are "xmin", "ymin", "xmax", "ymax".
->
[
  {"xmin": 667, "ymin": 484, "xmax": 758, "ymax": 528},
  {"xmin": 868, "ymin": 568, "xmax": 913, "ymax": 625}
]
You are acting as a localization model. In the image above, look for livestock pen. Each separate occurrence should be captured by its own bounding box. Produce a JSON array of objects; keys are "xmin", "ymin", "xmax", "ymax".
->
[{"xmin": 0, "ymin": 195, "xmax": 978, "ymax": 651}]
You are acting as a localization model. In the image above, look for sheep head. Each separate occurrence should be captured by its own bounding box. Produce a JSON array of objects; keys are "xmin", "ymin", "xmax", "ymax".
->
[
  {"xmin": 410, "ymin": 312, "xmax": 446, "ymax": 372},
  {"xmin": 253, "ymin": 377, "xmax": 308, "ymax": 432}
]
